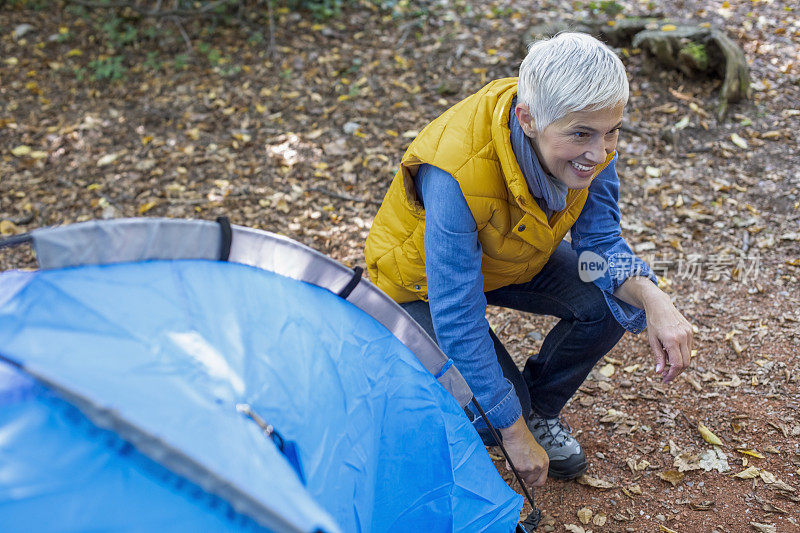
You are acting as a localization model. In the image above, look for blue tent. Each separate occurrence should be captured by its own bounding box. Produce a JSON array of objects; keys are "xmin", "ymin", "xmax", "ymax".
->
[{"xmin": 0, "ymin": 218, "xmax": 524, "ymax": 532}]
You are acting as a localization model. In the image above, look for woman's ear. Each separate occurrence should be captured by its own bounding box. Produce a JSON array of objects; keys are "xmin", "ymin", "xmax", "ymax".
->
[{"xmin": 514, "ymin": 103, "xmax": 537, "ymax": 137}]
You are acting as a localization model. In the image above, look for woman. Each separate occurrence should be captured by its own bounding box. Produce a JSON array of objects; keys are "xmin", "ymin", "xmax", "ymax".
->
[{"xmin": 365, "ymin": 33, "xmax": 693, "ymax": 488}]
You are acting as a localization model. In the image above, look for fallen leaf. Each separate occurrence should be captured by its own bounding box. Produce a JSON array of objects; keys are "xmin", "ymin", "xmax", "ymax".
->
[
  {"xmin": 674, "ymin": 451, "xmax": 703, "ymax": 472},
  {"xmin": 731, "ymin": 133, "xmax": 749, "ymax": 149},
  {"xmin": 624, "ymin": 484, "xmax": 642, "ymax": 496},
  {"xmin": 697, "ymin": 423, "xmax": 723, "ymax": 446},
  {"xmin": 658, "ymin": 470, "xmax": 685, "ymax": 486},
  {"xmin": 11, "ymin": 145, "xmax": 31, "ymax": 157},
  {"xmin": 736, "ymin": 448, "xmax": 765, "ymax": 459},
  {"xmin": 599, "ymin": 363, "xmax": 615, "ymax": 377},
  {"xmin": 761, "ymin": 502, "xmax": 787, "ymax": 514},
  {"xmin": 564, "ymin": 525, "xmax": 585, "ymax": 533},
  {"xmin": 592, "ymin": 512, "xmax": 607, "ymax": 526},
  {"xmin": 577, "ymin": 507, "xmax": 592, "ymax": 524},
  {"xmin": 660, "ymin": 525, "xmax": 679, "ymax": 533},
  {"xmin": 699, "ymin": 447, "xmax": 730, "ymax": 472},
  {"xmin": 97, "ymin": 153, "xmax": 122, "ymax": 167},
  {"xmin": 759, "ymin": 470, "xmax": 777, "ymax": 484},
  {"xmin": 750, "ymin": 523, "xmax": 776, "ymax": 533},
  {"xmin": 766, "ymin": 479, "xmax": 796, "ymax": 493},
  {"xmin": 646, "ymin": 166, "xmax": 661, "ymax": 178},
  {"xmin": 674, "ymin": 116, "xmax": 690, "ymax": 129},
  {"xmin": 577, "ymin": 474, "xmax": 615, "ymax": 489},
  {"xmin": 138, "ymin": 200, "xmax": 159, "ymax": 214},
  {"xmin": 0, "ymin": 220, "xmax": 21, "ymax": 236},
  {"xmin": 689, "ymin": 500, "xmax": 715, "ymax": 510},
  {"xmin": 734, "ymin": 466, "xmax": 760, "ymax": 479}
]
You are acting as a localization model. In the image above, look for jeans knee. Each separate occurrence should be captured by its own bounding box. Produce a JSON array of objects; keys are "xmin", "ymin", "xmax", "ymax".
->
[{"xmin": 573, "ymin": 286, "xmax": 612, "ymax": 324}]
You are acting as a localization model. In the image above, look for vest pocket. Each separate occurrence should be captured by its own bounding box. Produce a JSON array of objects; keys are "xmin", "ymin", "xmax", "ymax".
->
[{"xmin": 512, "ymin": 214, "xmax": 553, "ymax": 252}]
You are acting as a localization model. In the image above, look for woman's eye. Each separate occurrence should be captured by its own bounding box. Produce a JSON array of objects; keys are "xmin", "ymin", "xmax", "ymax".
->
[{"xmin": 573, "ymin": 132, "xmax": 590, "ymax": 138}]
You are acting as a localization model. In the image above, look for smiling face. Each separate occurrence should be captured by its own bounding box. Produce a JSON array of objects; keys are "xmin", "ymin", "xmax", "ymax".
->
[{"xmin": 515, "ymin": 104, "xmax": 624, "ymax": 190}]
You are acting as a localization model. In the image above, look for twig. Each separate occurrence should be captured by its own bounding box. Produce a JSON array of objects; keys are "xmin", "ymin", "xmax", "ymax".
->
[
  {"xmin": 9, "ymin": 212, "xmax": 35, "ymax": 226},
  {"xmin": 308, "ymin": 187, "xmax": 381, "ymax": 206},
  {"xmin": 621, "ymin": 123, "xmax": 653, "ymax": 137},
  {"xmin": 167, "ymin": 16, "xmax": 193, "ymax": 55},
  {"xmin": 679, "ymin": 410, "xmax": 695, "ymax": 429},
  {"xmin": 64, "ymin": 0, "xmax": 231, "ymax": 18},
  {"xmin": 266, "ymin": 0, "xmax": 277, "ymax": 61}
]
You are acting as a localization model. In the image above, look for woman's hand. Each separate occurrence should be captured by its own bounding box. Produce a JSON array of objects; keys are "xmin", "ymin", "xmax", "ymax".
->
[
  {"xmin": 643, "ymin": 290, "xmax": 693, "ymax": 382},
  {"xmin": 499, "ymin": 416, "xmax": 549, "ymax": 487},
  {"xmin": 615, "ymin": 277, "xmax": 694, "ymax": 383}
]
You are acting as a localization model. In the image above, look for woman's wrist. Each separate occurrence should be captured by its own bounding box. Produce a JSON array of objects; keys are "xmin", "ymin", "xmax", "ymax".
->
[
  {"xmin": 498, "ymin": 416, "xmax": 528, "ymax": 442},
  {"xmin": 640, "ymin": 283, "xmax": 670, "ymax": 313},
  {"xmin": 616, "ymin": 275, "xmax": 662, "ymax": 309}
]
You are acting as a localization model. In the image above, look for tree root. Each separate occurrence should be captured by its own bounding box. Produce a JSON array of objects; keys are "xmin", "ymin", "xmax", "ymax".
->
[{"xmin": 522, "ymin": 19, "xmax": 751, "ymax": 120}]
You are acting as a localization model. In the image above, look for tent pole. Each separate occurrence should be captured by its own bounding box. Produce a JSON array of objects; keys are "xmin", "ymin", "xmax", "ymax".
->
[
  {"xmin": 471, "ymin": 398, "xmax": 541, "ymax": 531},
  {"xmin": 0, "ymin": 233, "xmax": 33, "ymax": 250}
]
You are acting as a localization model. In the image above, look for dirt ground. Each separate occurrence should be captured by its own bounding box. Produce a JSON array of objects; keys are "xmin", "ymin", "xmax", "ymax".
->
[{"xmin": 1, "ymin": 1, "xmax": 799, "ymax": 531}]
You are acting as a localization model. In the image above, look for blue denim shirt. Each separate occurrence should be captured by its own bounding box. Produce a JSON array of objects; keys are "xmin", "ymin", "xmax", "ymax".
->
[{"xmin": 415, "ymin": 156, "xmax": 655, "ymax": 429}]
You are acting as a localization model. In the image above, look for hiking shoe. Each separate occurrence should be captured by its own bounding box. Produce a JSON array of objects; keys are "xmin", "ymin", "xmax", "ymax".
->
[{"xmin": 527, "ymin": 415, "xmax": 587, "ymax": 479}]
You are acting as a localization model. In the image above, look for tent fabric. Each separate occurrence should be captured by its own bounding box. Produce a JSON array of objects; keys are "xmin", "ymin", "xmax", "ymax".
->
[
  {"xmin": 0, "ymin": 362, "xmax": 272, "ymax": 533},
  {"xmin": 29, "ymin": 218, "xmax": 472, "ymax": 407},
  {"xmin": 0, "ymin": 257, "xmax": 523, "ymax": 531}
]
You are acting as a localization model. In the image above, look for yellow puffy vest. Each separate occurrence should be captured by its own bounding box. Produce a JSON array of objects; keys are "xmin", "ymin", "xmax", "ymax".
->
[{"xmin": 365, "ymin": 78, "xmax": 614, "ymax": 303}]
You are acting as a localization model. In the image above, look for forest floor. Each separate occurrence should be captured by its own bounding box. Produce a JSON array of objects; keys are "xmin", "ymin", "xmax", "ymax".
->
[{"xmin": 1, "ymin": 1, "xmax": 799, "ymax": 531}]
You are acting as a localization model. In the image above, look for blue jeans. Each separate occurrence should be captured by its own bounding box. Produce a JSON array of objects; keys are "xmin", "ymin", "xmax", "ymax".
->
[{"xmin": 402, "ymin": 242, "xmax": 626, "ymax": 423}]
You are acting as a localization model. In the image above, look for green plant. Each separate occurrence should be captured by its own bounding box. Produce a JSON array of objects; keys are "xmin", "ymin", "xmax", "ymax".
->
[
  {"xmin": 143, "ymin": 51, "xmax": 162, "ymax": 72},
  {"xmin": 247, "ymin": 31, "xmax": 265, "ymax": 45},
  {"xmin": 286, "ymin": 0, "xmax": 345, "ymax": 20},
  {"xmin": 585, "ymin": 0, "xmax": 625, "ymax": 16},
  {"xmin": 173, "ymin": 54, "xmax": 189, "ymax": 70},
  {"xmin": 218, "ymin": 64, "xmax": 242, "ymax": 77},
  {"xmin": 89, "ymin": 56, "xmax": 126, "ymax": 80},
  {"xmin": 207, "ymin": 48, "xmax": 223, "ymax": 65},
  {"xmin": 6, "ymin": 0, "xmax": 49, "ymax": 9},
  {"xmin": 72, "ymin": 66, "xmax": 87, "ymax": 82},
  {"xmin": 101, "ymin": 18, "xmax": 138, "ymax": 47}
]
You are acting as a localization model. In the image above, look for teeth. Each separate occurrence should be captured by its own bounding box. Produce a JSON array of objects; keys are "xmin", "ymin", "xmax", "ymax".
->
[{"xmin": 570, "ymin": 160, "xmax": 594, "ymax": 172}]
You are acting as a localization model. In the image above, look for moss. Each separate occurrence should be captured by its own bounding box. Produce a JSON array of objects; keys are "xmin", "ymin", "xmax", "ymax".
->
[{"xmin": 679, "ymin": 42, "xmax": 710, "ymax": 71}]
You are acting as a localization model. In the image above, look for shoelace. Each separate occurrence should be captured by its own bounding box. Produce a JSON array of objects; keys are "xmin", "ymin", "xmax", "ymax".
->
[{"xmin": 531, "ymin": 416, "xmax": 572, "ymax": 446}]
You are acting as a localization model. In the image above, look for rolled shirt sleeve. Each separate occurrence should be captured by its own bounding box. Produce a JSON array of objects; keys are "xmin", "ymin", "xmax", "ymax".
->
[
  {"xmin": 570, "ymin": 154, "xmax": 658, "ymax": 334},
  {"xmin": 417, "ymin": 164, "xmax": 522, "ymax": 429}
]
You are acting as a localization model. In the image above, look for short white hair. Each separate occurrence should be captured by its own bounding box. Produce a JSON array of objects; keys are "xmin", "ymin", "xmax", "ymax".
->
[{"xmin": 517, "ymin": 32, "xmax": 629, "ymax": 132}]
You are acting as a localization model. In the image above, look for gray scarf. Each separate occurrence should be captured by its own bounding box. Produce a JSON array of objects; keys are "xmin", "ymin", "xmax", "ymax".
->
[{"xmin": 509, "ymin": 100, "xmax": 568, "ymax": 218}]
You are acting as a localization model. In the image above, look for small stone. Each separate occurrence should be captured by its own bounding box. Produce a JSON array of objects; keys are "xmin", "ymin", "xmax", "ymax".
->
[
  {"xmin": 656, "ymin": 514, "xmax": 666, "ymax": 521},
  {"xmin": 543, "ymin": 526, "xmax": 554, "ymax": 532},
  {"xmin": 13, "ymin": 24, "xmax": 35, "ymax": 39},
  {"xmin": 620, "ymin": 379, "xmax": 633, "ymax": 388},
  {"xmin": 343, "ymin": 121, "xmax": 361, "ymax": 134},
  {"xmin": 527, "ymin": 331, "xmax": 543, "ymax": 341}
]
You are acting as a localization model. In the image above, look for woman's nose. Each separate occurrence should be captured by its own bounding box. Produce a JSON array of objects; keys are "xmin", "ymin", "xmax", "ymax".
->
[{"xmin": 584, "ymin": 142, "xmax": 607, "ymax": 164}]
